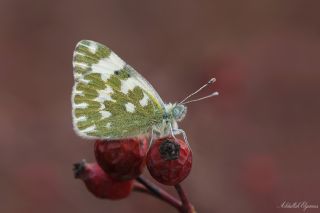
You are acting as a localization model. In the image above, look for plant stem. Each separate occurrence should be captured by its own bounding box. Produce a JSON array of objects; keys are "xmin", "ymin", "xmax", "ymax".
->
[
  {"xmin": 175, "ymin": 184, "xmax": 195, "ymax": 213},
  {"xmin": 136, "ymin": 176, "xmax": 182, "ymax": 211},
  {"xmin": 133, "ymin": 182, "xmax": 149, "ymax": 193}
]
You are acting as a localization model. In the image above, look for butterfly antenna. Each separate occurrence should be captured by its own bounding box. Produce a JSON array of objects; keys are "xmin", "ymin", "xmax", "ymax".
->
[
  {"xmin": 182, "ymin": 91, "xmax": 219, "ymax": 104},
  {"xmin": 179, "ymin": 78, "xmax": 216, "ymax": 104}
]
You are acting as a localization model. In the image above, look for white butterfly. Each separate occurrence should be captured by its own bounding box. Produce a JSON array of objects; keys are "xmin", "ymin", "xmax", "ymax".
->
[{"xmin": 72, "ymin": 40, "xmax": 218, "ymax": 141}]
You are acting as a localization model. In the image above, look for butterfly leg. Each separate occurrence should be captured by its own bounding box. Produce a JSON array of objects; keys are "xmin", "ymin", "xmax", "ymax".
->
[
  {"xmin": 169, "ymin": 123, "xmax": 178, "ymax": 140},
  {"xmin": 172, "ymin": 128, "xmax": 190, "ymax": 149},
  {"xmin": 148, "ymin": 128, "xmax": 155, "ymax": 150},
  {"xmin": 168, "ymin": 123, "xmax": 189, "ymax": 146}
]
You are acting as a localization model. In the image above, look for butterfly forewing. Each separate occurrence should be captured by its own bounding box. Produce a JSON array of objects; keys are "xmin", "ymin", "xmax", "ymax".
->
[{"xmin": 72, "ymin": 40, "xmax": 164, "ymax": 139}]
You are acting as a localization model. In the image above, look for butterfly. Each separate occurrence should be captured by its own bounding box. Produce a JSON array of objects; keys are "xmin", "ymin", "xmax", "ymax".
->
[{"xmin": 72, "ymin": 40, "xmax": 218, "ymax": 141}]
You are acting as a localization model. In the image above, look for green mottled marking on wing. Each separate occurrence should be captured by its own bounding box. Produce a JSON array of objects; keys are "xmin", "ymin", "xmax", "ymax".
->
[
  {"xmin": 90, "ymin": 86, "xmax": 163, "ymax": 138},
  {"xmin": 72, "ymin": 40, "xmax": 164, "ymax": 139},
  {"xmin": 73, "ymin": 40, "xmax": 111, "ymax": 75}
]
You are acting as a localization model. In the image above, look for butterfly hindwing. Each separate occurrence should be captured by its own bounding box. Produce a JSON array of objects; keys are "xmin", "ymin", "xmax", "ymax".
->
[{"xmin": 72, "ymin": 40, "xmax": 164, "ymax": 139}]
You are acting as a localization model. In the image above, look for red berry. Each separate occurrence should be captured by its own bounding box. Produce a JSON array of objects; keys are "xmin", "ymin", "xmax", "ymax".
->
[
  {"xmin": 73, "ymin": 160, "xmax": 133, "ymax": 199},
  {"xmin": 146, "ymin": 137, "xmax": 192, "ymax": 185},
  {"xmin": 94, "ymin": 137, "xmax": 148, "ymax": 181}
]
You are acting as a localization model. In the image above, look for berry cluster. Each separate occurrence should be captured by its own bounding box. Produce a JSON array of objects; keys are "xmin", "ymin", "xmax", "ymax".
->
[{"xmin": 74, "ymin": 136, "xmax": 194, "ymax": 212}]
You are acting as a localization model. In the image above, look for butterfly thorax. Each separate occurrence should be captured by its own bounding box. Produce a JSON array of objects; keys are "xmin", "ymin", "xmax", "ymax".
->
[{"xmin": 154, "ymin": 103, "xmax": 187, "ymax": 137}]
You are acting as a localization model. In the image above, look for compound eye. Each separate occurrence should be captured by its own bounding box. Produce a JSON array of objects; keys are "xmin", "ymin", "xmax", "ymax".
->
[{"xmin": 173, "ymin": 108, "xmax": 179, "ymax": 116}]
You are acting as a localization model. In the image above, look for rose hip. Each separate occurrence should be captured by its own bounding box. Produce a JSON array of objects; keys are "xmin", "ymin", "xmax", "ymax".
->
[
  {"xmin": 73, "ymin": 160, "xmax": 133, "ymax": 199},
  {"xmin": 146, "ymin": 137, "xmax": 192, "ymax": 185},
  {"xmin": 94, "ymin": 137, "xmax": 148, "ymax": 181}
]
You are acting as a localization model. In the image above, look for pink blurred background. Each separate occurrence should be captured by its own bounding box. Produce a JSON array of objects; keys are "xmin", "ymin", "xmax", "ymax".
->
[{"xmin": 0, "ymin": 1, "xmax": 319, "ymax": 213}]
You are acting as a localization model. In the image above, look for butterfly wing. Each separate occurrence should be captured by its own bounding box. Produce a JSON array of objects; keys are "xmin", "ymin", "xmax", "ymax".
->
[{"xmin": 72, "ymin": 40, "xmax": 165, "ymax": 139}]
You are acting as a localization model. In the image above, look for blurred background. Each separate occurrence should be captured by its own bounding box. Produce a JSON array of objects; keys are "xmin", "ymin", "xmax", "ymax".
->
[{"xmin": 0, "ymin": 0, "xmax": 319, "ymax": 213}]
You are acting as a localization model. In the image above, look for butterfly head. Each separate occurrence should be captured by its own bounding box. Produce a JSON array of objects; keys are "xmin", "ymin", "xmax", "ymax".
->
[
  {"xmin": 172, "ymin": 104, "xmax": 187, "ymax": 122},
  {"xmin": 165, "ymin": 103, "xmax": 187, "ymax": 123}
]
